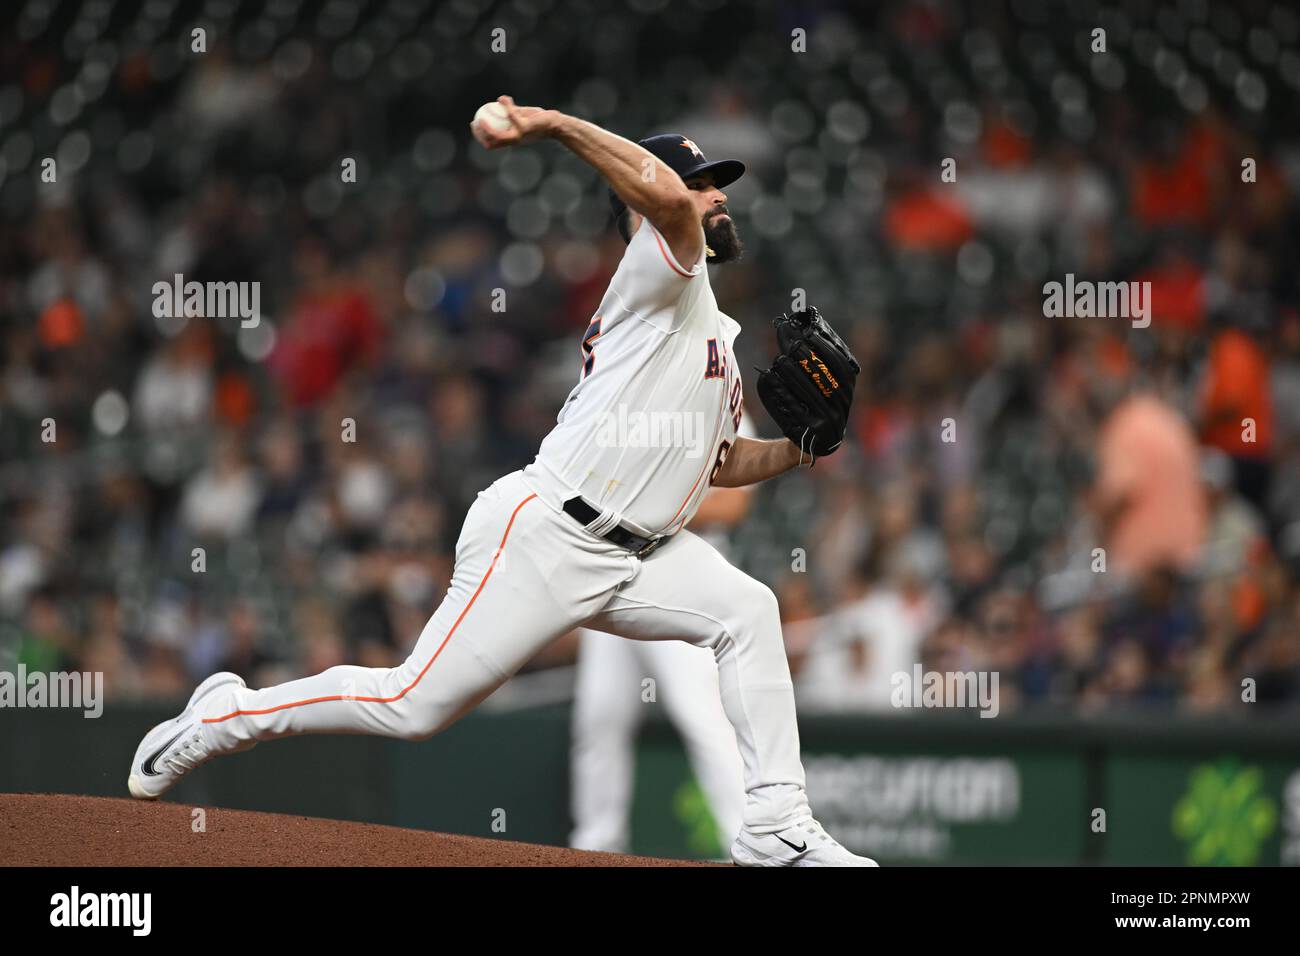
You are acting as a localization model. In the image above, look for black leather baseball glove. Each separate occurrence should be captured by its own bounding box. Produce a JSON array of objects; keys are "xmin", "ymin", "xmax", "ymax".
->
[{"xmin": 755, "ymin": 306, "xmax": 860, "ymax": 464}]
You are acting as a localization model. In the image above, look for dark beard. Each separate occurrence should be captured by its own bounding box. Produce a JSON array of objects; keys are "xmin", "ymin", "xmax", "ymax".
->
[{"xmin": 703, "ymin": 209, "xmax": 743, "ymax": 263}]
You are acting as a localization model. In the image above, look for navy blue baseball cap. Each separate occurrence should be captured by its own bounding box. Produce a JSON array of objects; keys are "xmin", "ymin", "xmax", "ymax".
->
[{"xmin": 608, "ymin": 133, "xmax": 746, "ymax": 220}]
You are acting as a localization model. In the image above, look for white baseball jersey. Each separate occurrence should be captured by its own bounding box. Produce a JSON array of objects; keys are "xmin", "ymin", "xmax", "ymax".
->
[{"xmin": 532, "ymin": 219, "xmax": 744, "ymax": 537}]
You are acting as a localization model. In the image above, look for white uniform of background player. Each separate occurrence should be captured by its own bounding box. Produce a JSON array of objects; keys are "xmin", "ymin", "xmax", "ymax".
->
[
  {"xmin": 568, "ymin": 414, "xmax": 756, "ymax": 855},
  {"xmin": 128, "ymin": 98, "xmax": 875, "ymax": 866}
]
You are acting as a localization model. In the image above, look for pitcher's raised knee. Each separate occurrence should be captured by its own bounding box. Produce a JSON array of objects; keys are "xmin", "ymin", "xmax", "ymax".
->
[{"xmin": 384, "ymin": 699, "xmax": 455, "ymax": 741}]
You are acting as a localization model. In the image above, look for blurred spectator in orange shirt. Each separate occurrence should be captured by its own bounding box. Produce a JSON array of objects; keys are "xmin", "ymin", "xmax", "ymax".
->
[
  {"xmin": 1093, "ymin": 391, "xmax": 1208, "ymax": 576},
  {"xmin": 1199, "ymin": 324, "xmax": 1273, "ymax": 509},
  {"xmin": 884, "ymin": 172, "xmax": 974, "ymax": 252}
]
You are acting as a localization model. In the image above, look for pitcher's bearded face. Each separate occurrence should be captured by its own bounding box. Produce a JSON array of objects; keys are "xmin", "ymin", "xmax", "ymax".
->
[
  {"xmin": 702, "ymin": 205, "xmax": 743, "ymax": 263},
  {"xmin": 683, "ymin": 173, "xmax": 743, "ymax": 264}
]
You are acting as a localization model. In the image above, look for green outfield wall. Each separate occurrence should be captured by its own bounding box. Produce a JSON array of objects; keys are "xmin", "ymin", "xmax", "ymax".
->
[{"xmin": 3, "ymin": 703, "xmax": 1297, "ymax": 865}]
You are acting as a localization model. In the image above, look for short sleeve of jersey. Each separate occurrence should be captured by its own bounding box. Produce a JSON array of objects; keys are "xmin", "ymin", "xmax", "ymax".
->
[{"xmin": 605, "ymin": 220, "xmax": 703, "ymax": 330}]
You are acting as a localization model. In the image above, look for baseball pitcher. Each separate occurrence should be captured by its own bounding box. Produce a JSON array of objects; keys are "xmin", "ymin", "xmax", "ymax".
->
[{"xmin": 127, "ymin": 95, "xmax": 873, "ymax": 866}]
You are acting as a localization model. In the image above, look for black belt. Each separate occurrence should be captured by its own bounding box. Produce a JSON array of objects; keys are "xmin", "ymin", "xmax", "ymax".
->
[{"xmin": 562, "ymin": 497, "xmax": 666, "ymax": 558}]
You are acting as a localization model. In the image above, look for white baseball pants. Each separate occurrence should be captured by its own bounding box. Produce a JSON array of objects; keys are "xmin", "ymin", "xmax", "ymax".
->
[{"xmin": 200, "ymin": 468, "xmax": 810, "ymax": 831}]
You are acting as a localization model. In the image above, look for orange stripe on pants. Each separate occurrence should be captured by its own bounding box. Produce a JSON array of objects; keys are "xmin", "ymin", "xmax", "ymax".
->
[{"xmin": 203, "ymin": 493, "xmax": 538, "ymax": 724}]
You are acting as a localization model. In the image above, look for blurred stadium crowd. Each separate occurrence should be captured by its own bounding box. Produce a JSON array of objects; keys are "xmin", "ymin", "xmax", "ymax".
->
[{"xmin": 2, "ymin": 0, "xmax": 1299, "ymax": 713}]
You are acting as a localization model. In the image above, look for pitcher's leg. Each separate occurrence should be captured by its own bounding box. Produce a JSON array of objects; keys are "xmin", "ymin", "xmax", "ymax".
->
[
  {"xmin": 586, "ymin": 531, "xmax": 811, "ymax": 832},
  {"xmin": 568, "ymin": 629, "xmax": 642, "ymax": 852},
  {"xmin": 201, "ymin": 477, "xmax": 619, "ymax": 752},
  {"xmin": 201, "ymin": 622, "xmax": 513, "ymax": 749}
]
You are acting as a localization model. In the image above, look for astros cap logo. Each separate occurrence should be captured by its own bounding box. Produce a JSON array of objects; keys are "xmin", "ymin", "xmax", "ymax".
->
[{"xmin": 680, "ymin": 137, "xmax": 704, "ymax": 159}]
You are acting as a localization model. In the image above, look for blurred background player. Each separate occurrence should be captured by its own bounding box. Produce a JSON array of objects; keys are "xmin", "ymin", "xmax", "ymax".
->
[{"xmin": 569, "ymin": 417, "xmax": 757, "ymax": 855}]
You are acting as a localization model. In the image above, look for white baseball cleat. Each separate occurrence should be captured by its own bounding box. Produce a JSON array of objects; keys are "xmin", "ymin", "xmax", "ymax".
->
[
  {"xmin": 127, "ymin": 672, "xmax": 246, "ymax": 800},
  {"xmin": 731, "ymin": 817, "xmax": 880, "ymax": 867}
]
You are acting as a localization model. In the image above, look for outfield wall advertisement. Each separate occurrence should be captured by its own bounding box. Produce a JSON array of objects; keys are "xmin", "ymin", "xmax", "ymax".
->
[
  {"xmin": 627, "ymin": 714, "xmax": 1300, "ymax": 865},
  {"xmin": 3, "ymin": 703, "xmax": 1296, "ymax": 865}
]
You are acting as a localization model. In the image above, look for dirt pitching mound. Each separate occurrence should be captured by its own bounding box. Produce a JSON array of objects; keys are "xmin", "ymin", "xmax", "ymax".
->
[{"xmin": 1, "ymin": 793, "xmax": 710, "ymax": 867}]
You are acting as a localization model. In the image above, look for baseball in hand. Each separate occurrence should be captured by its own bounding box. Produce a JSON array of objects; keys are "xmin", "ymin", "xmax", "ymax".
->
[{"xmin": 473, "ymin": 101, "xmax": 511, "ymax": 133}]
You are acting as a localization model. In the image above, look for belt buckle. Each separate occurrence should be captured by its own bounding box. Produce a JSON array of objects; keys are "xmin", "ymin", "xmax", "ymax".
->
[{"xmin": 636, "ymin": 536, "xmax": 663, "ymax": 558}]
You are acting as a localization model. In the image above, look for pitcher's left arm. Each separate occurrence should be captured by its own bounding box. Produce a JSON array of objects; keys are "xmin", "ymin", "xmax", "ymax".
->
[{"xmin": 710, "ymin": 437, "xmax": 802, "ymax": 488}]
